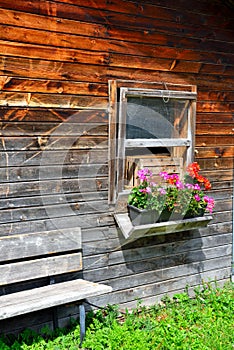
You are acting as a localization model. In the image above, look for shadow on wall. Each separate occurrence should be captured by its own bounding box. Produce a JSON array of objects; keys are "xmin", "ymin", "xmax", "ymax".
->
[{"xmin": 116, "ymin": 229, "xmax": 206, "ymax": 304}]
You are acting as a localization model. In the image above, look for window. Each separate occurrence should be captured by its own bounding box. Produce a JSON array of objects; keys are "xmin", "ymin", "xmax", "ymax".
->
[{"xmin": 108, "ymin": 81, "xmax": 197, "ymax": 204}]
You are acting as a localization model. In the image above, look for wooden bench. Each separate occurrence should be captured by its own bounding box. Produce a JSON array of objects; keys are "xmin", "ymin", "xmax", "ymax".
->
[{"xmin": 0, "ymin": 227, "xmax": 112, "ymax": 344}]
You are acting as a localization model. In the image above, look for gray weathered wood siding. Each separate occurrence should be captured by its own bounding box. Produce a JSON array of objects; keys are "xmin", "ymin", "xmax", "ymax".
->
[{"xmin": 0, "ymin": 0, "xmax": 233, "ymax": 334}]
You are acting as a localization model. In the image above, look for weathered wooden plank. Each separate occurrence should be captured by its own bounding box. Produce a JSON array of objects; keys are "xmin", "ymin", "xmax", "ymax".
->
[
  {"xmin": 0, "ymin": 253, "xmax": 82, "ymax": 286},
  {"xmin": 120, "ymin": 277, "xmax": 229, "ymax": 310},
  {"xmin": 200, "ymin": 64, "xmax": 234, "ymax": 76},
  {"xmin": 82, "ymin": 229, "xmax": 232, "ymax": 261},
  {"xmin": 196, "ymin": 135, "xmax": 234, "ymax": 146},
  {"xmin": 86, "ymin": 255, "xmax": 231, "ymax": 289},
  {"xmin": 0, "ymin": 5, "xmax": 232, "ymax": 44},
  {"xmin": 0, "ymin": 199, "xmax": 109, "ymax": 224},
  {"xmin": 0, "ymin": 0, "xmax": 231, "ymax": 25},
  {"xmin": 83, "ymin": 224, "xmax": 232, "ymax": 269},
  {"xmin": 0, "ymin": 135, "xmax": 108, "ymax": 150},
  {"xmin": 0, "ymin": 177, "xmax": 108, "ymax": 198},
  {"xmin": 0, "ymin": 92, "xmax": 108, "ymax": 109},
  {"xmin": 0, "ymin": 40, "xmax": 111, "ymax": 65},
  {"xmin": 1, "ymin": 56, "xmax": 234, "ymax": 89},
  {"xmin": 0, "ymin": 191, "xmax": 108, "ymax": 210},
  {"xmin": 0, "ymin": 279, "xmax": 112, "ymax": 320},
  {"xmin": 0, "ymin": 107, "xmax": 108, "ymax": 123},
  {"xmin": 197, "ymin": 91, "xmax": 234, "ymax": 102},
  {"xmin": 0, "ymin": 125, "xmax": 108, "ymax": 139},
  {"xmin": 30, "ymin": 0, "xmax": 232, "ymax": 24},
  {"xmin": 84, "ymin": 231, "xmax": 232, "ymax": 263},
  {"xmin": 113, "ymin": 78, "xmax": 234, "ymax": 94},
  {"xmin": 211, "ymin": 182, "xmax": 233, "ymax": 191},
  {"xmin": 81, "ymin": 221, "xmax": 232, "ymax": 244},
  {"xmin": 0, "ymin": 164, "xmax": 108, "ymax": 182},
  {"xmin": 0, "ymin": 8, "xmax": 107, "ymax": 37},
  {"xmin": 83, "ymin": 241, "xmax": 232, "ymax": 272},
  {"xmin": 0, "ymin": 149, "xmax": 108, "ymax": 167},
  {"xmin": 0, "ymin": 41, "xmax": 206, "ymax": 74},
  {"xmin": 138, "ymin": 0, "xmax": 232, "ymax": 15},
  {"xmin": 197, "ymin": 102, "xmax": 234, "ymax": 113},
  {"xmin": 89, "ymin": 268, "xmax": 231, "ymax": 306},
  {"xmin": 196, "ymin": 113, "xmax": 234, "ymax": 123},
  {"xmin": 0, "ymin": 212, "xmax": 115, "ymax": 236},
  {"xmin": 214, "ymin": 199, "xmax": 232, "ymax": 211},
  {"xmin": 0, "ymin": 76, "xmax": 108, "ymax": 96},
  {"xmin": 197, "ymin": 158, "xmax": 233, "ymax": 170},
  {"xmin": 195, "ymin": 146, "xmax": 234, "ymax": 158},
  {"xmin": 193, "ymin": 169, "xmax": 233, "ymax": 182},
  {"xmin": 196, "ymin": 123, "xmax": 234, "ymax": 135},
  {"xmin": 0, "ymin": 0, "xmax": 232, "ymax": 33},
  {"xmin": 0, "ymin": 228, "xmax": 81, "ymax": 261},
  {"xmin": 207, "ymin": 211, "xmax": 232, "ymax": 224}
]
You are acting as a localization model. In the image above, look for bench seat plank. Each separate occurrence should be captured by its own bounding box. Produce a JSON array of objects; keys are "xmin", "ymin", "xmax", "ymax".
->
[
  {"xmin": 0, "ymin": 253, "xmax": 82, "ymax": 286},
  {"xmin": 0, "ymin": 279, "xmax": 112, "ymax": 320}
]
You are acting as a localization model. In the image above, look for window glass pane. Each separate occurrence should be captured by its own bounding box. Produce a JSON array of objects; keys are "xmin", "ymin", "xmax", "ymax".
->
[{"xmin": 126, "ymin": 96, "xmax": 189, "ymax": 139}]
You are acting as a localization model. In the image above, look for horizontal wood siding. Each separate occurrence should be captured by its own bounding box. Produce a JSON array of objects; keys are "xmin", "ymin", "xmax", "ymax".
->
[{"xmin": 0, "ymin": 0, "xmax": 233, "ymax": 334}]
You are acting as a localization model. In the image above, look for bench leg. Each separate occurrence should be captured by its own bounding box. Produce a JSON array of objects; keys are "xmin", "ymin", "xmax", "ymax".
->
[
  {"xmin": 52, "ymin": 307, "xmax": 58, "ymax": 330},
  {"xmin": 79, "ymin": 303, "xmax": 86, "ymax": 346}
]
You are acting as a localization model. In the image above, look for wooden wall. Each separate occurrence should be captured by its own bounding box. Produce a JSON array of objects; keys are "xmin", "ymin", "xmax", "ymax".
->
[{"xmin": 0, "ymin": 0, "xmax": 233, "ymax": 334}]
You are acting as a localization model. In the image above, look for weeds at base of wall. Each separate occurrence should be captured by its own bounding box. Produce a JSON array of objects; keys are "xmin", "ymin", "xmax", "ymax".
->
[{"xmin": 0, "ymin": 281, "xmax": 233, "ymax": 350}]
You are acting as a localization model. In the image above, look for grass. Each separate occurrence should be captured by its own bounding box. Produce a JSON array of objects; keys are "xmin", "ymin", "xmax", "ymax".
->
[{"xmin": 0, "ymin": 281, "xmax": 233, "ymax": 349}]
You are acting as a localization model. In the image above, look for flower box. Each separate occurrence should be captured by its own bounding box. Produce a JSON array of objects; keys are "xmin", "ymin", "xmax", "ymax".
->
[
  {"xmin": 127, "ymin": 163, "xmax": 215, "ymax": 222},
  {"xmin": 128, "ymin": 205, "xmax": 206, "ymax": 226},
  {"xmin": 114, "ymin": 212, "xmax": 213, "ymax": 245},
  {"xmin": 115, "ymin": 163, "xmax": 214, "ymax": 244},
  {"xmin": 128, "ymin": 205, "xmax": 159, "ymax": 225}
]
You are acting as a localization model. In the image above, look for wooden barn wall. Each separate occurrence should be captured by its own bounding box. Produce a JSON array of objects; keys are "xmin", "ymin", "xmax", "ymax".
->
[{"xmin": 0, "ymin": 0, "xmax": 233, "ymax": 334}]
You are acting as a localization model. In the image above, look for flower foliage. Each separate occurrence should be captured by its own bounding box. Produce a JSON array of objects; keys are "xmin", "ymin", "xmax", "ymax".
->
[{"xmin": 128, "ymin": 162, "xmax": 215, "ymax": 218}]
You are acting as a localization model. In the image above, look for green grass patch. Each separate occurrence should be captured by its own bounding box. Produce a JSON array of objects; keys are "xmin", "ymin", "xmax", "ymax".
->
[{"xmin": 1, "ymin": 282, "xmax": 233, "ymax": 349}]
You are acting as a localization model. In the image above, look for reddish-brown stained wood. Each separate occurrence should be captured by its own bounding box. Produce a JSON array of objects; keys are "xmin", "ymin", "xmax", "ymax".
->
[
  {"xmin": 197, "ymin": 102, "xmax": 234, "ymax": 113},
  {"xmin": 0, "ymin": 8, "xmax": 107, "ymax": 37},
  {"xmin": 0, "ymin": 40, "xmax": 111, "ymax": 66},
  {"xmin": 196, "ymin": 113, "xmax": 234, "ymax": 123},
  {"xmin": 1, "ymin": 7, "xmax": 232, "ymax": 43},
  {"xmin": 0, "ymin": 76, "xmax": 108, "ymax": 96},
  {"xmin": 196, "ymin": 135, "xmax": 234, "ymax": 146},
  {"xmin": 197, "ymin": 158, "xmax": 234, "ymax": 170},
  {"xmin": 196, "ymin": 124, "xmax": 234, "ymax": 135},
  {"xmin": 0, "ymin": 108, "xmax": 108, "ymax": 122},
  {"xmin": 0, "ymin": 92, "xmax": 108, "ymax": 109},
  {"xmin": 0, "ymin": 41, "xmax": 203, "ymax": 73},
  {"xmin": 0, "ymin": 0, "xmax": 232, "ymax": 29},
  {"xmin": 197, "ymin": 91, "xmax": 234, "ymax": 102},
  {"xmin": 1, "ymin": 56, "xmax": 234, "ymax": 89},
  {"xmin": 0, "ymin": 24, "xmax": 233, "ymax": 65},
  {"xmin": 195, "ymin": 146, "xmax": 234, "ymax": 158}
]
